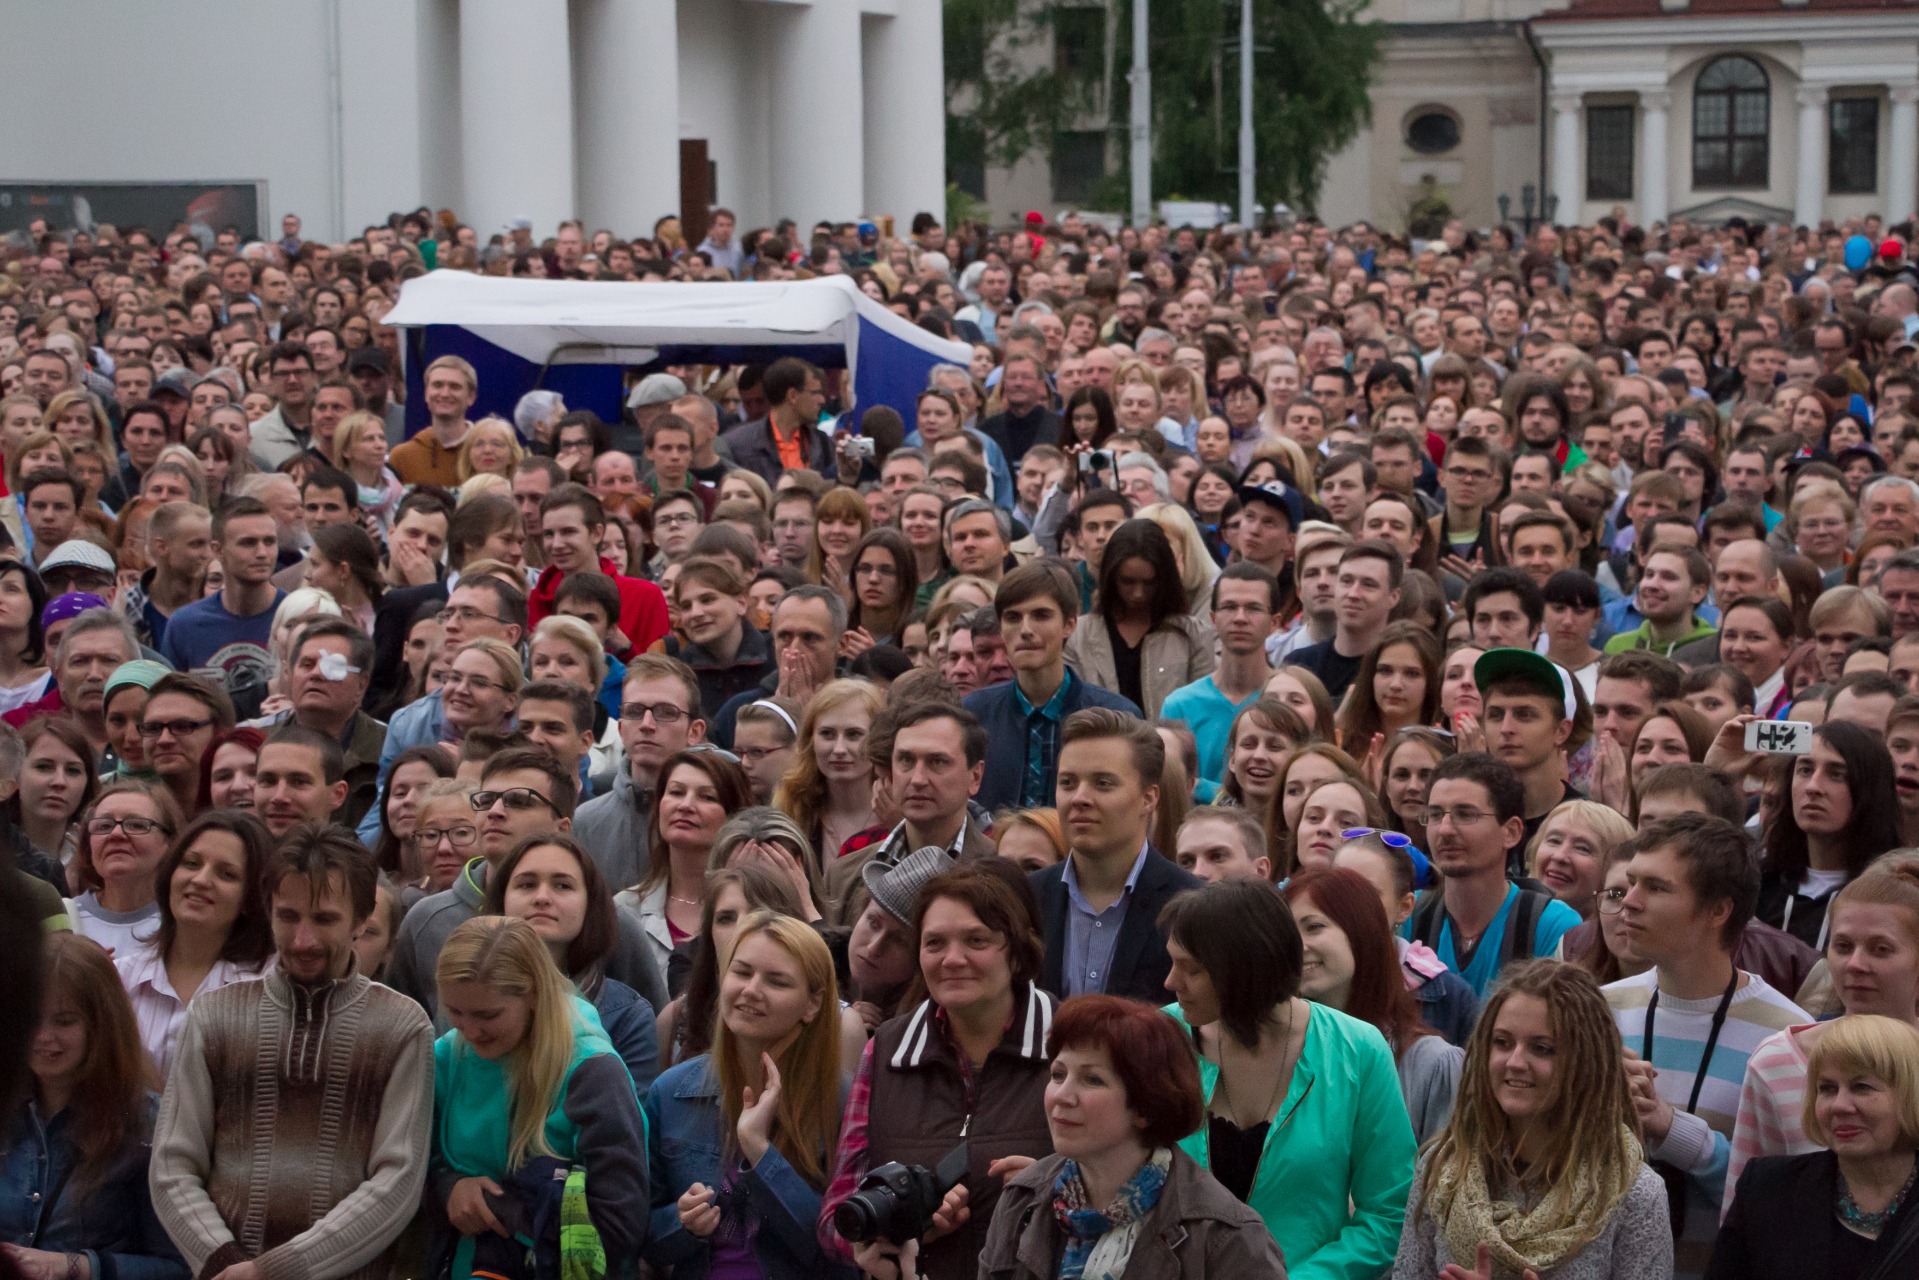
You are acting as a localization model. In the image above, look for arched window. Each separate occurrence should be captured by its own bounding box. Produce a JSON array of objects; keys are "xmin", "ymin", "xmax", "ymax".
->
[{"xmin": 1693, "ymin": 55, "xmax": 1769, "ymax": 188}]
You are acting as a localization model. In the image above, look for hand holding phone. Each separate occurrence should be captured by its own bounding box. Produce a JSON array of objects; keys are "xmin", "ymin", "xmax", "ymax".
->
[{"xmin": 1744, "ymin": 718, "xmax": 1814, "ymax": 755}]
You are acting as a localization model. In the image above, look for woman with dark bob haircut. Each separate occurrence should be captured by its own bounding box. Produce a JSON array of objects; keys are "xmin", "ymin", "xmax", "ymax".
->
[
  {"xmin": 974, "ymin": 994, "xmax": 1286, "ymax": 1280},
  {"xmin": 1160, "ymin": 877, "xmax": 1416, "ymax": 1278},
  {"xmin": 819, "ymin": 862, "xmax": 1057, "ymax": 1280},
  {"xmin": 1066, "ymin": 519, "xmax": 1215, "ymax": 719}
]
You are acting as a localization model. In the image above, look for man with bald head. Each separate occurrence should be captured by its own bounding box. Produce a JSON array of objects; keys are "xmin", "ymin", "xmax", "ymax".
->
[
  {"xmin": 1080, "ymin": 347, "xmax": 1119, "ymax": 396},
  {"xmin": 1671, "ymin": 539, "xmax": 1779, "ymax": 668},
  {"xmin": 668, "ymin": 393, "xmax": 735, "ymax": 486}
]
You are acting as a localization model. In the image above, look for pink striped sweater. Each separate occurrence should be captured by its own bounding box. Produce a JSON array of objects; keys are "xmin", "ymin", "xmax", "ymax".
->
[{"xmin": 1724, "ymin": 1021, "xmax": 1826, "ymax": 1220}]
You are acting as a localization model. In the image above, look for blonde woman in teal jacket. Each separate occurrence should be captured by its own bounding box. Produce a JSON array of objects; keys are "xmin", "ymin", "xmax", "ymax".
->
[{"xmin": 1161, "ymin": 878, "xmax": 1417, "ymax": 1280}]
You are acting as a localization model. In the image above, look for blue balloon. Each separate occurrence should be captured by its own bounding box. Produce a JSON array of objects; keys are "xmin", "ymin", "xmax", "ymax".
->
[{"xmin": 1845, "ymin": 234, "xmax": 1873, "ymax": 271}]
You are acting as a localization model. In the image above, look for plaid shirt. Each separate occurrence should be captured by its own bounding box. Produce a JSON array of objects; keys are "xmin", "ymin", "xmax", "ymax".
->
[
  {"xmin": 816, "ymin": 1011, "xmax": 985, "ymax": 1262},
  {"xmin": 1015, "ymin": 670, "xmax": 1076, "ymax": 809}
]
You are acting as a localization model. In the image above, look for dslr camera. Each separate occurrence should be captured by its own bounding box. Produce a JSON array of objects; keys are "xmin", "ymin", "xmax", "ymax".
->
[{"xmin": 832, "ymin": 1143, "xmax": 969, "ymax": 1246}]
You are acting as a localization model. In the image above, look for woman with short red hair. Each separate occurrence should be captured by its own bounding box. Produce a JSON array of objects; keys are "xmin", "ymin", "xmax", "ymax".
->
[{"xmin": 974, "ymin": 994, "xmax": 1286, "ymax": 1279}]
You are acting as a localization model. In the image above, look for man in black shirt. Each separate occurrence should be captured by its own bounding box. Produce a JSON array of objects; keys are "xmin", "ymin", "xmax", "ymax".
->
[
  {"xmin": 1285, "ymin": 539, "xmax": 1401, "ymax": 702},
  {"xmin": 979, "ymin": 352, "xmax": 1060, "ymax": 465}
]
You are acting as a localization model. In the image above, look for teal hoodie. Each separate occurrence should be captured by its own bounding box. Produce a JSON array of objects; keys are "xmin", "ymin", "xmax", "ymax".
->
[{"xmin": 1163, "ymin": 1000, "xmax": 1416, "ymax": 1280}]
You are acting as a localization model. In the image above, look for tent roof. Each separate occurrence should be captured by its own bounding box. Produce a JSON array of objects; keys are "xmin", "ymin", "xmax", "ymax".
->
[{"xmin": 379, "ymin": 270, "xmax": 972, "ymax": 368}]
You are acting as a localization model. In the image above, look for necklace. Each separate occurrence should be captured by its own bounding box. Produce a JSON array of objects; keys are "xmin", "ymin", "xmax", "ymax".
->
[
  {"xmin": 1836, "ymin": 1156, "xmax": 1919, "ymax": 1237},
  {"xmin": 668, "ymin": 893, "xmax": 701, "ymax": 907},
  {"xmin": 1215, "ymin": 999, "xmax": 1297, "ymax": 1129}
]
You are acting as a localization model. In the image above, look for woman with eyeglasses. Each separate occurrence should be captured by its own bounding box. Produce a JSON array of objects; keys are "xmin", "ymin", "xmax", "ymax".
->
[
  {"xmin": 845, "ymin": 528, "xmax": 918, "ymax": 651},
  {"xmin": 1161, "ymin": 877, "xmax": 1416, "ymax": 1278},
  {"xmin": 409, "ymin": 780, "xmax": 485, "ymax": 898},
  {"xmin": 137, "ymin": 674, "xmax": 236, "ymax": 820},
  {"xmin": 439, "ymin": 638, "xmax": 524, "ymax": 748},
  {"xmin": 114, "ymin": 811, "xmax": 274, "ymax": 1075},
  {"xmin": 65, "ymin": 782, "xmax": 184, "ymax": 955},
  {"xmin": 484, "ymin": 832, "xmax": 659, "ymax": 1097},
  {"xmin": 1283, "ymin": 867, "xmax": 1463, "ymax": 1143},
  {"xmin": 615, "ymin": 747, "xmax": 754, "ymax": 979}
]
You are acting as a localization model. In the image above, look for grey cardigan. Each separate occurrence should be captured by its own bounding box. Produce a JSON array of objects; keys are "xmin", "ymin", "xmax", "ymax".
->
[
  {"xmin": 1065, "ymin": 613, "xmax": 1216, "ymax": 720},
  {"xmin": 1397, "ymin": 1033, "xmax": 1464, "ymax": 1146}
]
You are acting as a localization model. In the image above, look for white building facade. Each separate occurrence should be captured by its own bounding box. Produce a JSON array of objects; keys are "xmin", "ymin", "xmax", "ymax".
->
[{"xmin": 0, "ymin": 0, "xmax": 946, "ymax": 242}]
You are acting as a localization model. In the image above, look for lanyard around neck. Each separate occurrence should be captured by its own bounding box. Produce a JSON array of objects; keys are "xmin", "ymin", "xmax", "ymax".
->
[{"xmin": 1643, "ymin": 968, "xmax": 1738, "ymax": 1117}]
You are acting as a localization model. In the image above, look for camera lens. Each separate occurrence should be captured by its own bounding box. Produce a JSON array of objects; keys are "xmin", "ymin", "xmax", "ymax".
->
[{"xmin": 833, "ymin": 1189, "xmax": 888, "ymax": 1244}]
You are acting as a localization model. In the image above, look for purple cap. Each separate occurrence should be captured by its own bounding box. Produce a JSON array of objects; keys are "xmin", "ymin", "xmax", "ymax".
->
[{"xmin": 41, "ymin": 592, "xmax": 111, "ymax": 628}]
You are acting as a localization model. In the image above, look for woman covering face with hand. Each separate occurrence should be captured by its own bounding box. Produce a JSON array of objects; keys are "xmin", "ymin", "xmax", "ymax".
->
[{"xmin": 644, "ymin": 913, "xmax": 847, "ymax": 1280}]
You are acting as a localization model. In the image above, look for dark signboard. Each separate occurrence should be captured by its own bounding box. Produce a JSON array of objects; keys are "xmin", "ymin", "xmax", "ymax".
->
[{"xmin": 0, "ymin": 181, "xmax": 264, "ymax": 243}]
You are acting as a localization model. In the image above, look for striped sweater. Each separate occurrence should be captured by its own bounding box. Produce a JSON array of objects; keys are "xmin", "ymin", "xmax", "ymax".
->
[
  {"xmin": 1724, "ymin": 1021, "xmax": 1826, "ymax": 1221},
  {"xmin": 149, "ymin": 971, "xmax": 434, "ymax": 1280},
  {"xmin": 1604, "ymin": 969, "xmax": 1806, "ymax": 1280}
]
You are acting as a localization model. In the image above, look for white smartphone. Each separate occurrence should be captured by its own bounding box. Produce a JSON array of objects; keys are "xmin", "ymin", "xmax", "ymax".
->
[{"xmin": 1745, "ymin": 719, "xmax": 1815, "ymax": 755}]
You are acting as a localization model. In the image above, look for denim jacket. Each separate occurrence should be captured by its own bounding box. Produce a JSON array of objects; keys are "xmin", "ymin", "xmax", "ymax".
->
[
  {"xmin": 642, "ymin": 1056, "xmax": 854, "ymax": 1280},
  {"xmin": 1, "ymin": 1094, "xmax": 187, "ymax": 1280}
]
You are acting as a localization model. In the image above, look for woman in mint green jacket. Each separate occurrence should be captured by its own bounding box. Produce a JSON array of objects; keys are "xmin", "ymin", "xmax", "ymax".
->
[
  {"xmin": 430, "ymin": 916, "xmax": 648, "ymax": 1280},
  {"xmin": 1160, "ymin": 878, "xmax": 1417, "ymax": 1280}
]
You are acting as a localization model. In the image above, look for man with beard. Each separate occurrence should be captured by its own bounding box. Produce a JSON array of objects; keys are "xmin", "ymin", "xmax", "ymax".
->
[{"xmin": 151, "ymin": 825, "xmax": 433, "ymax": 1280}]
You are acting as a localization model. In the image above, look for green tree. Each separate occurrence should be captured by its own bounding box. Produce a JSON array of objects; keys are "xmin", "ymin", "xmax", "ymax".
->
[
  {"xmin": 1141, "ymin": 0, "xmax": 1383, "ymax": 214},
  {"xmin": 945, "ymin": 0, "xmax": 1382, "ymax": 217}
]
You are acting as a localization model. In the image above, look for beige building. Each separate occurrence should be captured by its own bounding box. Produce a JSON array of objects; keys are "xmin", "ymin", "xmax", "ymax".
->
[{"xmin": 975, "ymin": 0, "xmax": 1919, "ymax": 232}]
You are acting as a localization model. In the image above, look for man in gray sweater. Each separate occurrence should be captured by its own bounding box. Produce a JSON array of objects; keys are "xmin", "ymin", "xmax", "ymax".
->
[{"xmin": 384, "ymin": 747, "xmax": 667, "ymax": 1019}]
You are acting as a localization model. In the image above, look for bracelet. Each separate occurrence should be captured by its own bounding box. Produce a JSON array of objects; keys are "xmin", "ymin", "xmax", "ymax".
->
[{"xmin": 64, "ymin": 1254, "xmax": 82, "ymax": 1280}]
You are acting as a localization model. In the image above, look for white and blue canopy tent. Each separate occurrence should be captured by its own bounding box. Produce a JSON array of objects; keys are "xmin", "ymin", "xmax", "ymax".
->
[{"xmin": 378, "ymin": 271, "xmax": 974, "ymax": 439}]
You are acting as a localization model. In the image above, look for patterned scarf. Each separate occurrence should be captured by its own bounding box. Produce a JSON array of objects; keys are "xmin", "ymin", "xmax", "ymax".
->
[
  {"xmin": 1432, "ymin": 1125, "xmax": 1645, "ymax": 1280},
  {"xmin": 1051, "ymin": 1147, "xmax": 1173, "ymax": 1280}
]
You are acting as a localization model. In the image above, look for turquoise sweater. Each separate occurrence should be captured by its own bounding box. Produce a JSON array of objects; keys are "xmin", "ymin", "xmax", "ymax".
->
[{"xmin": 1164, "ymin": 1001, "xmax": 1416, "ymax": 1280}]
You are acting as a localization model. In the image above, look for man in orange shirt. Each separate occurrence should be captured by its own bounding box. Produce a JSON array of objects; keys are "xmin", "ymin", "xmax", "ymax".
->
[
  {"xmin": 718, "ymin": 357, "xmax": 834, "ymax": 483},
  {"xmin": 388, "ymin": 355, "xmax": 477, "ymax": 487}
]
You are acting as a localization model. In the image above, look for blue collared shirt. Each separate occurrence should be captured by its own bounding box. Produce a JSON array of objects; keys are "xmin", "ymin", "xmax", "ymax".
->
[
  {"xmin": 1061, "ymin": 844, "xmax": 1151, "ymax": 997},
  {"xmin": 1015, "ymin": 670, "xmax": 1076, "ymax": 808}
]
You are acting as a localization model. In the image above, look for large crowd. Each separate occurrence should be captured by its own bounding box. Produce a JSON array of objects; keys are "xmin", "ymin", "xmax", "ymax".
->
[{"xmin": 1, "ymin": 202, "xmax": 1919, "ymax": 1280}]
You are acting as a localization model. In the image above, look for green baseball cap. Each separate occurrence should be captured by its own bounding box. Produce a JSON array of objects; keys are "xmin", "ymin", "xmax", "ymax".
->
[{"xmin": 1473, "ymin": 647, "xmax": 1577, "ymax": 721}]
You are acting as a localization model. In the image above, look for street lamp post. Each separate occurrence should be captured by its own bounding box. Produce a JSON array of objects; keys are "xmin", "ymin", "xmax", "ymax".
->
[
  {"xmin": 1130, "ymin": 0, "xmax": 1152, "ymax": 228},
  {"xmin": 1238, "ymin": 0, "xmax": 1255, "ymax": 227}
]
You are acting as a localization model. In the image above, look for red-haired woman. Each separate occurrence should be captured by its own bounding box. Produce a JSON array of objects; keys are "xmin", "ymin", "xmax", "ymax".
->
[
  {"xmin": 971, "ymin": 994, "xmax": 1285, "ymax": 1280},
  {"xmin": 1284, "ymin": 866, "xmax": 1463, "ymax": 1143}
]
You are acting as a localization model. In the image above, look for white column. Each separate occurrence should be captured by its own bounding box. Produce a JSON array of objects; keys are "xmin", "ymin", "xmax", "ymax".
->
[
  {"xmin": 1551, "ymin": 92, "xmax": 1583, "ymax": 220},
  {"xmin": 1890, "ymin": 84, "xmax": 1919, "ymax": 226},
  {"xmin": 575, "ymin": 0, "xmax": 681, "ymax": 236},
  {"xmin": 460, "ymin": 0, "xmax": 574, "ymax": 241},
  {"xmin": 862, "ymin": 0, "xmax": 947, "ymax": 226},
  {"xmin": 771, "ymin": 0, "xmax": 863, "ymax": 229},
  {"xmin": 1639, "ymin": 89, "xmax": 1671, "ymax": 226},
  {"xmin": 1795, "ymin": 83, "xmax": 1829, "ymax": 228}
]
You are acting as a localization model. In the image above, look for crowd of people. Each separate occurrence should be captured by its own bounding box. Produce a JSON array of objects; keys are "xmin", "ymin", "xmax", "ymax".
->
[{"xmin": 2, "ymin": 199, "xmax": 1919, "ymax": 1280}]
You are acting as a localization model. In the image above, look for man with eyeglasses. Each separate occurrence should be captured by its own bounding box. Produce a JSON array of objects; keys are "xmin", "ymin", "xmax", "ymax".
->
[
  {"xmin": 575, "ymin": 655, "xmax": 708, "ymax": 892},
  {"xmin": 1432, "ymin": 436, "xmax": 1507, "ymax": 584},
  {"xmin": 390, "ymin": 746, "xmax": 670, "ymax": 1021},
  {"xmin": 246, "ymin": 338, "xmax": 318, "ymax": 470},
  {"xmin": 648, "ymin": 489, "xmax": 705, "ymax": 573},
  {"xmin": 1403, "ymin": 751, "xmax": 1581, "ymax": 998},
  {"xmin": 1164, "ymin": 563, "xmax": 1282, "ymax": 788}
]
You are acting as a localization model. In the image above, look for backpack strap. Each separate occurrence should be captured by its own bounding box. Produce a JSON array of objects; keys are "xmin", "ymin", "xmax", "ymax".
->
[
  {"xmin": 1498, "ymin": 888, "xmax": 1548, "ymax": 973},
  {"xmin": 1409, "ymin": 889, "xmax": 1447, "ymax": 948}
]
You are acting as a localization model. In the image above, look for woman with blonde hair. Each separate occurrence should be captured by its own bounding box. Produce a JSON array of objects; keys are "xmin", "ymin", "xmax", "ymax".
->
[
  {"xmin": 645, "ymin": 912, "xmax": 846, "ymax": 1280},
  {"xmin": 43, "ymin": 387, "xmax": 115, "ymax": 459},
  {"xmin": 993, "ymin": 806, "xmax": 1068, "ymax": 872},
  {"xmin": 773, "ymin": 678, "xmax": 884, "ymax": 923},
  {"xmin": 440, "ymin": 637, "xmax": 525, "ymax": 747},
  {"xmin": 7, "ymin": 428, "xmax": 73, "ymax": 495},
  {"xmin": 330, "ymin": 410, "xmax": 403, "ymax": 533},
  {"xmin": 1396, "ymin": 959, "xmax": 1670, "ymax": 1277},
  {"xmin": 1526, "ymin": 799, "xmax": 1634, "ymax": 921},
  {"xmin": 430, "ymin": 915, "xmax": 648, "ymax": 1280},
  {"xmin": 453, "ymin": 415, "xmax": 524, "ymax": 483},
  {"xmin": 709, "ymin": 806, "xmax": 825, "ymax": 923},
  {"xmin": 716, "ymin": 466, "xmax": 774, "ymax": 512}
]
